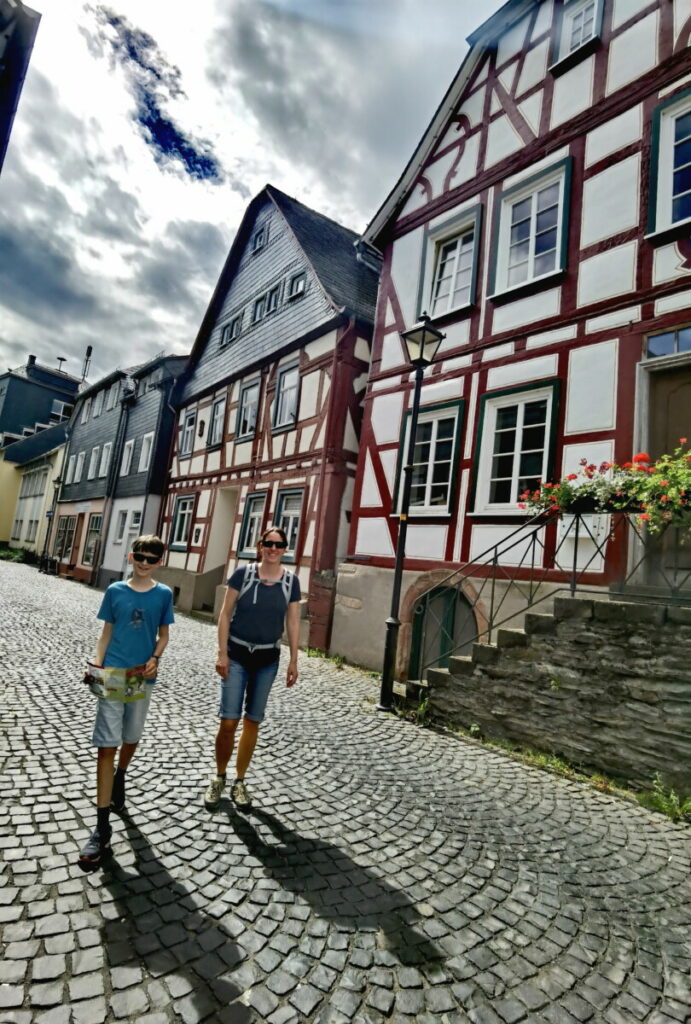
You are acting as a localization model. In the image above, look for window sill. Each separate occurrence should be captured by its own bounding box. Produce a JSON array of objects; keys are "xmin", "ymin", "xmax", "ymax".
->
[
  {"xmin": 271, "ymin": 422, "xmax": 297, "ymax": 435},
  {"xmin": 467, "ymin": 509, "xmax": 533, "ymax": 518},
  {"xmin": 206, "ymin": 442, "xmax": 222, "ymax": 452},
  {"xmin": 644, "ymin": 219, "xmax": 691, "ymax": 245},
  {"xmin": 424, "ymin": 303, "xmax": 474, "ymax": 326},
  {"xmin": 287, "ymin": 292, "xmax": 304, "ymax": 302},
  {"xmin": 389, "ymin": 511, "xmax": 453, "ymax": 520},
  {"xmin": 489, "ymin": 268, "xmax": 566, "ymax": 306},
  {"xmin": 549, "ymin": 36, "xmax": 600, "ymax": 77},
  {"xmin": 169, "ymin": 544, "xmax": 188, "ymax": 552}
]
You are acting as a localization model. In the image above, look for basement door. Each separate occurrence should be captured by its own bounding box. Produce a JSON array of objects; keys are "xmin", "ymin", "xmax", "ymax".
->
[{"xmin": 409, "ymin": 586, "xmax": 477, "ymax": 680}]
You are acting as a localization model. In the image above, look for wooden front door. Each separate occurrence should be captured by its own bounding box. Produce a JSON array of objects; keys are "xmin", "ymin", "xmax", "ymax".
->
[{"xmin": 647, "ymin": 363, "xmax": 691, "ymax": 590}]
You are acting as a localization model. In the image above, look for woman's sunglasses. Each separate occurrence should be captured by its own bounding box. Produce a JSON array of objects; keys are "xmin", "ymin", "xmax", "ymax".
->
[
  {"xmin": 261, "ymin": 540, "xmax": 287, "ymax": 549},
  {"xmin": 132, "ymin": 552, "xmax": 161, "ymax": 564}
]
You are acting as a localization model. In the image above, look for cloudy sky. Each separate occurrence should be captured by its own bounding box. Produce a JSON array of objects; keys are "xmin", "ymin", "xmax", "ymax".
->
[{"xmin": 0, "ymin": 0, "xmax": 504, "ymax": 382}]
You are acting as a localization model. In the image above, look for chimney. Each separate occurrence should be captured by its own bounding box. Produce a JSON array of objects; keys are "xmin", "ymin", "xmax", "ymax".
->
[{"xmin": 27, "ymin": 354, "xmax": 36, "ymax": 367}]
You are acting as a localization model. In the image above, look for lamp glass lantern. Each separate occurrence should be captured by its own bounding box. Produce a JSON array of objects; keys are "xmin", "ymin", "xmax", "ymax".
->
[{"xmin": 401, "ymin": 312, "xmax": 444, "ymax": 367}]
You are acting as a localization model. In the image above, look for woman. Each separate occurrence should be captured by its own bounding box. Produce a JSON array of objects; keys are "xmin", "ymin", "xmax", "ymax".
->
[{"xmin": 204, "ymin": 526, "xmax": 300, "ymax": 811}]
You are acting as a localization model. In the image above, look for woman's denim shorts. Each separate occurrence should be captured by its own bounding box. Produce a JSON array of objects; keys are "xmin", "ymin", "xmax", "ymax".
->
[{"xmin": 219, "ymin": 653, "xmax": 280, "ymax": 723}]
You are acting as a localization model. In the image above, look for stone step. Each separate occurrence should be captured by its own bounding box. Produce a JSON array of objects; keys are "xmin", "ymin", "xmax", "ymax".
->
[
  {"xmin": 448, "ymin": 655, "xmax": 475, "ymax": 676},
  {"xmin": 472, "ymin": 642, "xmax": 499, "ymax": 665},
  {"xmin": 496, "ymin": 628, "xmax": 529, "ymax": 649},
  {"xmin": 524, "ymin": 612, "xmax": 556, "ymax": 635},
  {"xmin": 426, "ymin": 667, "xmax": 450, "ymax": 687}
]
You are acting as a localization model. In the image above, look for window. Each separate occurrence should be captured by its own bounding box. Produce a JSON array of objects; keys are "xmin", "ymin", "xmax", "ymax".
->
[
  {"xmin": 266, "ymin": 285, "xmax": 280, "ymax": 314},
  {"xmin": 207, "ymin": 397, "xmax": 226, "ymax": 447},
  {"xmin": 237, "ymin": 381, "xmax": 260, "ymax": 438},
  {"xmin": 54, "ymin": 515, "xmax": 77, "ymax": 560},
  {"xmin": 171, "ymin": 495, "xmax": 195, "ymax": 549},
  {"xmin": 139, "ymin": 432, "xmax": 154, "ymax": 472},
  {"xmin": 274, "ymin": 365, "xmax": 299, "ymax": 429},
  {"xmin": 221, "ymin": 316, "xmax": 242, "ymax": 347},
  {"xmin": 288, "ymin": 272, "xmax": 306, "ymax": 299},
  {"xmin": 20, "ymin": 469, "xmax": 46, "ymax": 498},
  {"xmin": 98, "ymin": 442, "xmax": 112, "ymax": 478},
  {"xmin": 425, "ymin": 208, "xmax": 481, "ymax": 318},
  {"xmin": 26, "ymin": 520, "xmax": 38, "ymax": 543},
  {"xmin": 239, "ymin": 493, "xmax": 266, "ymax": 554},
  {"xmin": 82, "ymin": 513, "xmax": 103, "ymax": 566},
  {"xmin": 394, "ymin": 403, "xmax": 464, "ymax": 516},
  {"xmin": 180, "ymin": 413, "xmax": 195, "ymax": 456},
  {"xmin": 131, "ymin": 510, "xmax": 142, "ymax": 530},
  {"xmin": 251, "ymin": 226, "xmax": 267, "ymax": 253},
  {"xmin": 115, "ymin": 510, "xmax": 128, "ymax": 543},
  {"xmin": 649, "ymin": 90, "xmax": 691, "ymax": 235},
  {"xmin": 87, "ymin": 446, "xmax": 100, "ymax": 480},
  {"xmin": 120, "ymin": 439, "xmax": 134, "ymax": 476},
  {"xmin": 646, "ymin": 326, "xmax": 691, "ymax": 358},
  {"xmin": 92, "ymin": 390, "xmax": 104, "ymax": 418},
  {"xmin": 252, "ymin": 295, "xmax": 267, "ymax": 324},
  {"xmin": 552, "ymin": 0, "xmax": 603, "ymax": 70},
  {"xmin": 11, "ymin": 519, "xmax": 22, "ymax": 540},
  {"xmin": 74, "ymin": 451, "xmax": 85, "ymax": 483},
  {"xmin": 80, "ymin": 397, "xmax": 92, "ymax": 424},
  {"xmin": 65, "ymin": 455, "xmax": 76, "ymax": 485},
  {"xmin": 490, "ymin": 160, "xmax": 571, "ymax": 295},
  {"xmin": 50, "ymin": 399, "xmax": 72, "ymax": 422},
  {"xmin": 473, "ymin": 384, "xmax": 559, "ymax": 512},
  {"xmin": 275, "ymin": 490, "xmax": 303, "ymax": 558},
  {"xmin": 106, "ymin": 383, "xmax": 118, "ymax": 410}
]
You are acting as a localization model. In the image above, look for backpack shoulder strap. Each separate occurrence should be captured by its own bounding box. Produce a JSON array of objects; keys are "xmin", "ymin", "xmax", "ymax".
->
[
  {"xmin": 238, "ymin": 562, "xmax": 258, "ymax": 601},
  {"xmin": 281, "ymin": 568, "xmax": 293, "ymax": 607}
]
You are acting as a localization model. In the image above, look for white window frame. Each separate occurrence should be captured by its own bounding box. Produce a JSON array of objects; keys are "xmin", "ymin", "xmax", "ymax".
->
[
  {"xmin": 80, "ymin": 397, "xmax": 92, "ymax": 424},
  {"xmin": 106, "ymin": 383, "xmax": 118, "ymax": 410},
  {"xmin": 98, "ymin": 442, "xmax": 112, "ymax": 478},
  {"xmin": 139, "ymin": 432, "xmax": 154, "ymax": 472},
  {"xmin": 131, "ymin": 510, "xmax": 142, "ymax": 530},
  {"xmin": 395, "ymin": 403, "xmax": 463, "ymax": 518},
  {"xmin": 252, "ymin": 295, "xmax": 267, "ymax": 324},
  {"xmin": 251, "ymin": 226, "xmax": 267, "ymax": 253},
  {"xmin": 557, "ymin": 0, "xmax": 600, "ymax": 63},
  {"xmin": 474, "ymin": 386, "xmax": 556, "ymax": 515},
  {"xmin": 82, "ymin": 513, "xmax": 103, "ymax": 566},
  {"xmin": 180, "ymin": 413, "xmax": 195, "ymax": 457},
  {"xmin": 87, "ymin": 446, "xmax": 100, "ymax": 480},
  {"xmin": 288, "ymin": 272, "xmax": 306, "ymax": 299},
  {"xmin": 273, "ymin": 365, "xmax": 299, "ymax": 430},
  {"xmin": 266, "ymin": 285, "xmax": 280, "ymax": 314},
  {"xmin": 65, "ymin": 455, "xmax": 76, "ymax": 485},
  {"xmin": 26, "ymin": 520, "xmax": 38, "ymax": 543},
  {"xmin": 491, "ymin": 160, "xmax": 570, "ymax": 297},
  {"xmin": 207, "ymin": 397, "xmax": 226, "ymax": 447},
  {"xmin": 650, "ymin": 90, "xmax": 691, "ymax": 236},
  {"xmin": 11, "ymin": 518, "xmax": 23, "ymax": 540},
  {"xmin": 92, "ymin": 390, "xmax": 104, "ymax": 418},
  {"xmin": 171, "ymin": 495, "xmax": 195, "ymax": 549},
  {"xmin": 237, "ymin": 380, "xmax": 260, "ymax": 438},
  {"xmin": 422, "ymin": 207, "xmax": 481, "ymax": 319},
  {"xmin": 74, "ymin": 451, "xmax": 85, "ymax": 483},
  {"xmin": 239, "ymin": 493, "xmax": 266, "ymax": 555},
  {"xmin": 221, "ymin": 315, "xmax": 242, "ymax": 347},
  {"xmin": 274, "ymin": 489, "xmax": 303, "ymax": 560},
  {"xmin": 120, "ymin": 439, "xmax": 134, "ymax": 476},
  {"xmin": 114, "ymin": 509, "xmax": 128, "ymax": 543}
]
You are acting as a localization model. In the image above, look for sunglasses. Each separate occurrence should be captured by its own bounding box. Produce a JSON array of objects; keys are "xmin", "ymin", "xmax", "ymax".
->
[
  {"xmin": 132, "ymin": 552, "xmax": 161, "ymax": 564},
  {"xmin": 261, "ymin": 540, "xmax": 287, "ymax": 549}
]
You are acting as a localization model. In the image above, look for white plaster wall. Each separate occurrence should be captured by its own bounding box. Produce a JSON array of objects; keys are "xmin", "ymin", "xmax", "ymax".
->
[
  {"xmin": 580, "ymin": 155, "xmax": 640, "ymax": 247},
  {"xmin": 234, "ymin": 440, "xmax": 251, "ymax": 464},
  {"xmin": 371, "ymin": 392, "xmax": 404, "ymax": 446},
  {"xmin": 655, "ymin": 288, "xmax": 691, "ymax": 315},
  {"xmin": 527, "ymin": 324, "xmax": 578, "ymax": 349},
  {"xmin": 426, "ymin": 149, "xmax": 463, "ymax": 199},
  {"xmin": 344, "ymin": 410, "xmax": 358, "ymax": 452},
  {"xmin": 100, "ymin": 497, "xmax": 146, "ymax": 574},
  {"xmin": 586, "ymin": 306, "xmax": 640, "ymax": 333},
  {"xmin": 379, "ymin": 333, "xmax": 406, "ymax": 373},
  {"xmin": 577, "ymin": 241, "xmax": 637, "ymax": 306},
  {"xmin": 437, "ymin": 320, "xmax": 470, "ymax": 352},
  {"xmin": 197, "ymin": 491, "xmax": 211, "ymax": 517},
  {"xmin": 371, "ymin": 376, "xmax": 401, "ymax": 392},
  {"xmin": 380, "ymin": 450, "xmax": 397, "ymax": 497},
  {"xmin": 493, "ymin": 288, "xmax": 561, "ymax": 333},
  {"xmin": 190, "ymin": 455, "xmax": 205, "ymax": 475},
  {"xmin": 565, "ymin": 339, "xmax": 618, "ymax": 434},
  {"xmin": 585, "ymin": 105, "xmax": 641, "ymax": 166},
  {"xmin": 360, "ymin": 452, "xmax": 381, "ymax": 507},
  {"xmin": 441, "ymin": 355, "xmax": 473, "ymax": 373},
  {"xmin": 653, "ymin": 243, "xmax": 691, "ymax": 285},
  {"xmin": 518, "ymin": 93, "xmax": 542, "ymax": 136},
  {"xmin": 299, "ymin": 372, "xmax": 320, "ymax": 421},
  {"xmin": 550, "ymin": 57, "xmax": 594, "ymax": 129},
  {"xmin": 206, "ymin": 451, "xmax": 220, "ymax": 473},
  {"xmin": 487, "ymin": 354, "xmax": 559, "ymax": 390},
  {"xmin": 482, "ymin": 343, "xmax": 515, "ymax": 363},
  {"xmin": 405, "ymin": 524, "xmax": 448, "ymax": 560},
  {"xmin": 675, "ymin": 0, "xmax": 691, "ymax": 47},
  {"xmin": 355, "ymin": 518, "xmax": 395, "ymax": 558},
  {"xmin": 398, "ymin": 183, "xmax": 428, "ymax": 220},
  {"xmin": 390, "ymin": 228, "xmax": 424, "ymax": 329},
  {"xmin": 562, "ymin": 439, "xmax": 615, "ymax": 476},
  {"xmin": 606, "ymin": 12, "xmax": 659, "ymax": 95},
  {"xmin": 517, "ymin": 40, "xmax": 548, "ymax": 94},
  {"xmin": 459, "ymin": 85, "xmax": 486, "ymax": 128},
  {"xmin": 448, "ymin": 134, "xmax": 480, "ymax": 190},
  {"xmin": 470, "ymin": 525, "xmax": 546, "ymax": 565},
  {"xmin": 485, "ymin": 115, "xmax": 523, "ymax": 168},
  {"xmin": 305, "ymin": 331, "xmax": 336, "ymax": 361},
  {"xmin": 354, "ymin": 338, "xmax": 370, "ymax": 362},
  {"xmin": 497, "ymin": 13, "xmax": 530, "ymax": 65},
  {"xmin": 168, "ymin": 551, "xmax": 186, "ymax": 570},
  {"xmin": 612, "ymin": 0, "xmax": 653, "ymax": 30},
  {"xmin": 504, "ymin": 146, "xmax": 569, "ymax": 190},
  {"xmin": 532, "ymin": 0, "xmax": 553, "ymax": 39},
  {"xmin": 419, "ymin": 378, "xmax": 463, "ymax": 405}
]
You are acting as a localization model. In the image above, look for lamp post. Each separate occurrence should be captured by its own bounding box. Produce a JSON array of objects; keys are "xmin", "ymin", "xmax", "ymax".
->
[{"xmin": 378, "ymin": 313, "xmax": 444, "ymax": 711}]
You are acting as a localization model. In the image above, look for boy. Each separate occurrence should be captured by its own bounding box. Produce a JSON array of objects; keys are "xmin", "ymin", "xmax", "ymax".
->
[{"xmin": 78, "ymin": 535, "xmax": 174, "ymax": 870}]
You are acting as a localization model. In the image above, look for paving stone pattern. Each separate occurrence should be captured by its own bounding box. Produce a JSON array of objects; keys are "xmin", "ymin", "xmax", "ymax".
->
[{"xmin": 1, "ymin": 561, "xmax": 690, "ymax": 1024}]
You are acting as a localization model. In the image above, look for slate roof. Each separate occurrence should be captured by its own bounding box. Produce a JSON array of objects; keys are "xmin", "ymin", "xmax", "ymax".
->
[
  {"xmin": 3, "ymin": 423, "xmax": 67, "ymax": 465},
  {"xmin": 267, "ymin": 186, "xmax": 380, "ymax": 323}
]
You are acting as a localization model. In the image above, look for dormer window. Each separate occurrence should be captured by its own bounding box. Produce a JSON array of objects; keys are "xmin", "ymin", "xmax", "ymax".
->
[
  {"xmin": 251, "ymin": 226, "xmax": 267, "ymax": 254},
  {"xmin": 252, "ymin": 296, "xmax": 266, "ymax": 324},
  {"xmin": 221, "ymin": 315, "xmax": 242, "ymax": 347},
  {"xmin": 551, "ymin": 0, "xmax": 603, "ymax": 73},
  {"xmin": 266, "ymin": 285, "xmax": 280, "ymax": 314},
  {"xmin": 288, "ymin": 272, "xmax": 306, "ymax": 300}
]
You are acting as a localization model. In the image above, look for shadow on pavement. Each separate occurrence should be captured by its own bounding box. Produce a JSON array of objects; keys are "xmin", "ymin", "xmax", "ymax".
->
[
  {"xmin": 228, "ymin": 805, "xmax": 444, "ymax": 967},
  {"xmin": 99, "ymin": 815, "xmax": 253, "ymax": 1024}
]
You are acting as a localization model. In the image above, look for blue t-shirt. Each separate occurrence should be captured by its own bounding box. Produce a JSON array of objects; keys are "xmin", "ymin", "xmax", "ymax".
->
[
  {"xmin": 98, "ymin": 581, "xmax": 174, "ymax": 672},
  {"xmin": 227, "ymin": 566, "xmax": 300, "ymax": 647}
]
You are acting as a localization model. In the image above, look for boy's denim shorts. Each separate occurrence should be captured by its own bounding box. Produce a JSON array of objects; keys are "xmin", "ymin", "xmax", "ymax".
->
[
  {"xmin": 219, "ymin": 655, "xmax": 279, "ymax": 723},
  {"xmin": 92, "ymin": 687, "xmax": 153, "ymax": 747}
]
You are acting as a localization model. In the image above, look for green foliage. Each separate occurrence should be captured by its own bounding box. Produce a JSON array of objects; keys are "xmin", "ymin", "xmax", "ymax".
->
[
  {"xmin": 0, "ymin": 547, "xmax": 29, "ymax": 563},
  {"xmin": 549, "ymin": 678, "xmax": 560, "ymax": 691},
  {"xmin": 638, "ymin": 773, "xmax": 691, "ymax": 823},
  {"xmin": 304, "ymin": 648, "xmax": 345, "ymax": 669}
]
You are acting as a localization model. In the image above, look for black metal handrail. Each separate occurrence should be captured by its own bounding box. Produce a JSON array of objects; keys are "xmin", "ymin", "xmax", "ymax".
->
[{"xmin": 411, "ymin": 512, "xmax": 691, "ymax": 682}]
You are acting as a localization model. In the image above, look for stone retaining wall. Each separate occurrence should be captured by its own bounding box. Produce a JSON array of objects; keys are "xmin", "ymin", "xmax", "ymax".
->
[{"xmin": 427, "ymin": 597, "xmax": 691, "ymax": 792}]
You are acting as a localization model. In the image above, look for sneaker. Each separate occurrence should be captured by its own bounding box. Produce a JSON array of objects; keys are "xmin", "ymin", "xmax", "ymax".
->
[
  {"xmin": 231, "ymin": 780, "xmax": 251, "ymax": 810},
  {"xmin": 77, "ymin": 827, "xmax": 112, "ymax": 871},
  {"xmin": 204, "ymin": 775, "xmax": 226, "ymax": 809},
  {"xmin": 110, "ymin": 771, "xmax": 125, "ymax": 813}
]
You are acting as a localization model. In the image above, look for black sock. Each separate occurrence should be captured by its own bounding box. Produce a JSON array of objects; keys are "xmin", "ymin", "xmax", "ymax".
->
[
  {"xmin": 115, "ymin": 766, "xmax": 126, "ymax": 777},
  {"xmin": 97, "ymin": 807, "xmax": 111, "ymax": 834},
  {"xmin": 217, "ymin": 772, "xmax": 226, "ymax": 780}
]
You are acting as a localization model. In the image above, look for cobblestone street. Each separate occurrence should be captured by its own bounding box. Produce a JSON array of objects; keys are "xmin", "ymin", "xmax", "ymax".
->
[{"xmin": 1, "ymin": 562, "xmax": 690, "ymax": 1024}]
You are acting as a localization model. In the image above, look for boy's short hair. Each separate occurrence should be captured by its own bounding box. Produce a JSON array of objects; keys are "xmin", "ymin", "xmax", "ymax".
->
[{"xmin": 132, "ymin": 535, "xmax": 164, "ymax": 559}]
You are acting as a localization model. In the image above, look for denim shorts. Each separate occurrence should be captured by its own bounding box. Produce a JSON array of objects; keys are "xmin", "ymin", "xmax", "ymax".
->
[
  {"xmin": 219, "ymin": 653, "xmax": 280, "ymax": 723},
  {"xmin": 92, "ymin": 687, "xmax": 153, "ymax": 747}
]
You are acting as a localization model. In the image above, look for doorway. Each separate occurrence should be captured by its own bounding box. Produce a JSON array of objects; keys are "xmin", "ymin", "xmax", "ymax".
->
[{"xmin": 409, "ymin": 586, "xmax": 477, "ymax": 680}]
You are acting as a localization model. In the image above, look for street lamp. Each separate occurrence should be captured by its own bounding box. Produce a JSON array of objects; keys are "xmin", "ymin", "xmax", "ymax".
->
[{"xmin": 378, "ymin": 312, "xmax": 445, "ymax": 711}]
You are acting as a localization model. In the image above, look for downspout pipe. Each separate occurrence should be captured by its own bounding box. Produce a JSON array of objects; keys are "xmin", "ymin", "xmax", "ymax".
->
[{"xmin": 90, "ymin": 388, "xmax": 133, "ymax": 587}]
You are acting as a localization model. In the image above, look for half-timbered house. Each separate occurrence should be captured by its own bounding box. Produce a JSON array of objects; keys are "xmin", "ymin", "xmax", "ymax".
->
[
  {"xmin": 332, "ymin": 0, "xmax": 691, "ymax": 674},
  {"xmin": 158, "ymin": 185, "xmax": 379, "ymax": 649}
]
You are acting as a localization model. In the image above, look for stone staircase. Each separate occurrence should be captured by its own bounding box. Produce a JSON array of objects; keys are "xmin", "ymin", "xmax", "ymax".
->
[{"xmin": 425, "ymin": 595, "xmax": 691, "ymax": 791}]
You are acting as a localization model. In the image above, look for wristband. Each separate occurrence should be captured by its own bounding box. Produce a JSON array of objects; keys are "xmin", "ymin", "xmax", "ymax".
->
[{"xmin": 152, "ymin": 654, "xmax": 160, "ymax": 661}]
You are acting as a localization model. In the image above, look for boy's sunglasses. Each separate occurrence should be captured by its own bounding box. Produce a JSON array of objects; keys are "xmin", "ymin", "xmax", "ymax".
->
[
  {"xmin": 132, "ymin": 552, "xmax": 160, "ymax": 564},
  {"xmin": 261, "ymin": 540, "xmax": 287, "ymax": 549}
]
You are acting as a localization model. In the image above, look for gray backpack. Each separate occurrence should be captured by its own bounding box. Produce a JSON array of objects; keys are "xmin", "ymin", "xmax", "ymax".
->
[{"xmin": 238, "ymin": 562, "xmax": 294, "ymax": 608}]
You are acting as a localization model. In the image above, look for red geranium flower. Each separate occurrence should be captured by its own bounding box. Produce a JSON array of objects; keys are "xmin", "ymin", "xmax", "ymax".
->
[
  {"xmin": 639, "ymin": 513, "xmax": 651, "ymax": 521},
  {"xmin": 566, "ymin": 473, "xmax": 578, "ymax": 481},
  {"xmin": 633, "ymin": 453, "xmax": 650, "ymax": 463}
]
